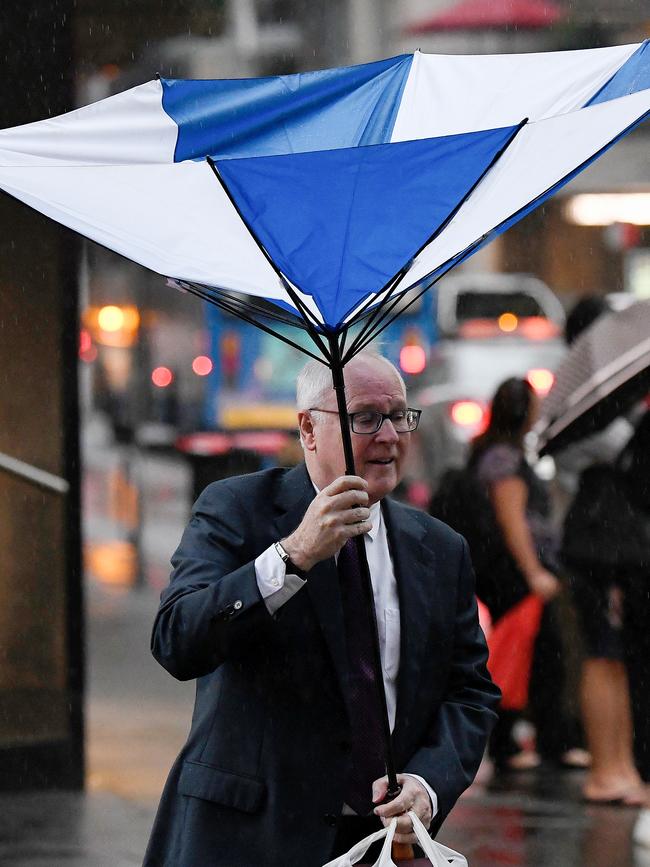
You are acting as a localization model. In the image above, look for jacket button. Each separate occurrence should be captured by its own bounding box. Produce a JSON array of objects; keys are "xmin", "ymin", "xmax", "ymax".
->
[
  {"xmin": 323, "ymin": 813, "xmax": 338, "ymax": 827},
  {"xmin": 233, "ymin": 600, "xmax": 243, "ymax": 610}
]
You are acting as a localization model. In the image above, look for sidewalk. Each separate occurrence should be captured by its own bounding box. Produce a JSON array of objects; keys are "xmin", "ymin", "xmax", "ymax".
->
[
  {"xmin": 0, "ymin": 581, "xmax": 188, "ymax": 867},
  {"xmin": 0, "ymin": 789, "xmax": 153, "ymax": 867}
]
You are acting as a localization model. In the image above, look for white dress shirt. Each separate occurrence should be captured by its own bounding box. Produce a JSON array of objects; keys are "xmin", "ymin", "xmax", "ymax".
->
[{"xmin": 254, "ymin": 499, "xmax": 438, "ymax": 817}]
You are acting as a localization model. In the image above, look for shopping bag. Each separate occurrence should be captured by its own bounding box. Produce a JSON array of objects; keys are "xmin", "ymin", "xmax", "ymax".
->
[
  {"xmin": 487, "ymin": 594, "xmax": 543, "ymax": 711},
  {"xmin": 322, "ymin": 811, "xmax": 467, "ymax": 867}
]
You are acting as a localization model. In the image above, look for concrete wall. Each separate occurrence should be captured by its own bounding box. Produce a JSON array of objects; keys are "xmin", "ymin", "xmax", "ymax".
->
[{"xmin": 0, "ymin": 2, "xmax": 83, "ymax": 789}]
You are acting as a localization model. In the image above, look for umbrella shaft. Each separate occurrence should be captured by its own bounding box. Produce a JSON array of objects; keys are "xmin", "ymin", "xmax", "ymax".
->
[{"xmin": 327, "ymin": 336, "xmax": 400, "ymax": 798}]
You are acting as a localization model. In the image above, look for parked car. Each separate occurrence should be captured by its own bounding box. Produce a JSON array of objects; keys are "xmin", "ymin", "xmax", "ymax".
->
[{"xmin": 406, "ymin": 272, "xmax": 567, "ymax": 496}]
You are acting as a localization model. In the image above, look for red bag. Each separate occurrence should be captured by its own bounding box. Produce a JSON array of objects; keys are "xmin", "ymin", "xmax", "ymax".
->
[{"xmin": 486, "ymin": 595, "xmax": 543, "ymax": 711}]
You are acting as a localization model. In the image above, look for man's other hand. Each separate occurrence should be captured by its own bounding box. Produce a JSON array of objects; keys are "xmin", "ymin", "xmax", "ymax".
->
[
  {"xmin": 282, "ymin": 476, "xmax": 371, "ymax": 572},
  {"xmin": 372, "ymin": 774, "xmax": 432, "ymax": 844}
]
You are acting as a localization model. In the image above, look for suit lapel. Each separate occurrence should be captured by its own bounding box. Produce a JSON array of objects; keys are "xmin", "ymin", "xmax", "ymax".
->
[
  {"xmin": 382, "ymin": 498, "xmax": 439, "ymax": 743},
  {"xmin": 272, "ymin": 464, "xmax": 349, "ymax": 705}
]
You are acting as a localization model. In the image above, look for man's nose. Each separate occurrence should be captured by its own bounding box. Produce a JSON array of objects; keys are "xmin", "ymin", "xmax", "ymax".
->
[{"xmin": 375, "ymin": 417, "xmax": 399, "ymax": 442}]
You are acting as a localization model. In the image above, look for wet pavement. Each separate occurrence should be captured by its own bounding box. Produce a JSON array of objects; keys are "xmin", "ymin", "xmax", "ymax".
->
[{"xmin": 2, "ymin": 414, "xmax": 650, "ymax": 866}]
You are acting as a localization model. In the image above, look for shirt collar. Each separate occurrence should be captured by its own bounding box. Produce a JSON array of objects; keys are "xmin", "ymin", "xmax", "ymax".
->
[{"xmin": 367, "ymin": 501, "xmax": 382, "ymax": 541}]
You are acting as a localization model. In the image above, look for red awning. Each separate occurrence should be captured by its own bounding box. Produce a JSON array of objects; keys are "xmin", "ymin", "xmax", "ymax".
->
[{"xmin": 407, "ymin": 0, "xmax": 564, "ymax": 33}]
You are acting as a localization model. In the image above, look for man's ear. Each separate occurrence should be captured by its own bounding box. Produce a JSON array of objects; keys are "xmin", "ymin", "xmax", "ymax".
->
[{"xmin": 298, "ymin": 411, "xmax": 316, "ymax": 451}]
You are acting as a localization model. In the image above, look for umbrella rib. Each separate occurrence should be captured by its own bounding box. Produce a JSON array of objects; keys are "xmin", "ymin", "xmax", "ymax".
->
[
  {"xmin": 350, "ymin": 271, "xmax": 445, "ymax": 356},
  {"xmin": 178, "ymin": 280, "xmax": 313, "ymax": 330},
  {"xmin": 352, "ymin": 226, "xmax": 498, "ymax": 356},
  {"xmin": 347, "ymin": 296, "xmax": 411, "ymax": 359},
  {"xmin": 180, "ymin": 281, "xmax": 327, "ymax": 363},
  {"xmin": 357, "ymin": 231, "xmax": 494, "ymax": 352},
  {"xmin": 276, "ymin": 275, "xmax": 334, "ymax": 362},
  {"xmin": 342, "ymin": 272, "xmax": 407, "ymax": 363},
  {"xmin": 341, "ymin": 265, "xmax": 409, "ymax": 331},
  {"xmin": 216, "ymin": 289, "xmax": 311, "ymax": 331},
  {"xmin": 350, "ymin": 244, "xmax": 484, "ymax": 355}
]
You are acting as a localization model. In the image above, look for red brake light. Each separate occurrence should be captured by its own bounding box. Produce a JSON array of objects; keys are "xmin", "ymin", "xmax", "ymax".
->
[
  {"xmin": 449, "ymin": 400, "xmax": 486, "ymax": 428},
  {"xmin": 458, "ymin": 319, "xmax": 502, "ymax": 338},
  {"xmin": 518, "ymin": 317, "xmax": 560, "ymax": 340},
  {"xmin": 458, "ymin": 316, "xmax": 559, "ymax": 340},
  {"xmin": 192, "ymin": 355, "xmax": 213, "ymax": 376},
  {"xmin": 152, "ymin": 366, "xmax": 173, "ymax": 388},
  {"xmin": 399, "ymin": 344, "xmax": 426, "ymax": 375}
]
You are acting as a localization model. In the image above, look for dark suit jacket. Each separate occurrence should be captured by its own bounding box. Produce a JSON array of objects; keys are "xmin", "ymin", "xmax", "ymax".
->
[{"xmin": 144, "ymin": 463, "xmax": 499, "ymax": 867}]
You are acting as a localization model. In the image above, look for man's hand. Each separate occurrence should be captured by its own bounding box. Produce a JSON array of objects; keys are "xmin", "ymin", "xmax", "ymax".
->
[
  {"xmin": 281, "ymin": 476, "xmax": 371, "ymax": 572},
  {"xmin": 372, "ymin": 774, "xmax": 432, "ymax": 844}
]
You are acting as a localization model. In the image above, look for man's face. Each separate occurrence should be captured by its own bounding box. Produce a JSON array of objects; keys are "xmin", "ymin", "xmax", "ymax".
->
[{"xmin": 300, "ymin": 357, "xmax": 410, "ymax": 505}]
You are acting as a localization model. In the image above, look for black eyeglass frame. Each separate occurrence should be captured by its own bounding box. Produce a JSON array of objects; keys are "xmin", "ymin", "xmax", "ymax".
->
[{"xmin": 308, "ymin": 406, "xmax": 422, "ymax": 434}]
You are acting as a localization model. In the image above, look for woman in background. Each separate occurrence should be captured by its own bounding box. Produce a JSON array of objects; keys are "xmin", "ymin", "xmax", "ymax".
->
[{"xmin": 469, "ymin": 377, "xmax": 586, "ymax": 771}]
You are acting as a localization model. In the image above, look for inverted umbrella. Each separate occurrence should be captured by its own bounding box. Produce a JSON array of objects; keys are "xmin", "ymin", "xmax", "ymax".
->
[
  {"xmin": 536, "ymin": 299, "xmax": 650, "ymax": 454},
  {"xmin": 2, "ymin": 42, "xmax": 650, "ymax": 833}
]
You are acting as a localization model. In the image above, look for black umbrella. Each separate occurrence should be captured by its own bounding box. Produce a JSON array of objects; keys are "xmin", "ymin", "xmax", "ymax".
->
[{"xmin": 536, "ymin": 299, "xmax": 650, "ymax": 455}]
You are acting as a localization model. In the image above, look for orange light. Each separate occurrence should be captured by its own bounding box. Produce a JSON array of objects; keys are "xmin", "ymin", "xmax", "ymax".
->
[
  {"xmin": 450, "ymin": 400, "xmax": 485, "ymax": 427},
  {"xmin": 152, "ymin": 366, "xmax": 173, "ymax": 388},
  {"xmin": 84, "ymin": 304, "xmax": 140, "ymax": 347},
  {"xmin": 498, "ymin": 312, "xmax": 518, "ymax": 332},
  {"xmin": 84, "ymin": 540, "xmax": 137, "ymax": 587},
  {"xmin": 399, "ymin": 344, "xmax": 426, "ymax": 375},
  {"xmin": 192, "ymin": 355, "xmax": 213, "ymax": 376},
  {"xmin": 98, "ymin": 305, "xmax": 125, "ymax": 332},
  {"xmin": 527, "ymin": 368, "xmax": 555, "ymax": 396}
]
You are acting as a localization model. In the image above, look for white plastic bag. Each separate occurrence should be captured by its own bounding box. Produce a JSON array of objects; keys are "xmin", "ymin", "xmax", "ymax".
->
[{"xmin": 322, "ymin": 811, "xmax": 468, "ymax": 867}]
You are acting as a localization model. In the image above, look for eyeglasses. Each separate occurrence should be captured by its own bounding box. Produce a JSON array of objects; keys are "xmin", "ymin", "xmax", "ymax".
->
[{"xmin": 308, "ymin": 407, "xmax": 421, "ymax": 434}]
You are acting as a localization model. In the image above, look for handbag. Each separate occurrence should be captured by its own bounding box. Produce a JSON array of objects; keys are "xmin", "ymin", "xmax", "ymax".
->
[
  {"xmin": 561, "ymin": 463, "xmax": 650, "ymax": 579},
  {"xmin": 322, "ymin": 811, "xmax": 467, "ymax": 867},
  {"xmin": 487, "ymin": 594, "xmax": 544, "ymax": 711}
]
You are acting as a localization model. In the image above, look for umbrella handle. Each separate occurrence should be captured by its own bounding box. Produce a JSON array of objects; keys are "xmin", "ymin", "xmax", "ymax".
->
[{"xmin": 392, "ymin": 841, "xmax": 415, "ymax": 860}]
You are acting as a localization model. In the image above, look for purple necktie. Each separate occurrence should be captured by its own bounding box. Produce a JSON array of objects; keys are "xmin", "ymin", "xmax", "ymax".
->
[{"xmin": 337, "ymin": 537, "xmax": 386, "ymax": 815}]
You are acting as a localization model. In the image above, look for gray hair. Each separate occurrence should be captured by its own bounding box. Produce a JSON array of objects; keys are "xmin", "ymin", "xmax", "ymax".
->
[
  {"xmin": 295, "ymin": 349, "xmax": 406, "ymax": 411},
  {"xmin": 296, "ymin": 358, "xmax": 333, "ymax": 411}
]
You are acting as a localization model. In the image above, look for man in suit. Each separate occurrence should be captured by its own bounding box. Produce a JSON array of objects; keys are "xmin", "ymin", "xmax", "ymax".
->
[{"xmin": 144, "ymin": 351, "xmax": 499, "ymax": 867}]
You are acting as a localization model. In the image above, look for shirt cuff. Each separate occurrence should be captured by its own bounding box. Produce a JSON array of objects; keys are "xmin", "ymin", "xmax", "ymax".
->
[
  {"xmin": 254, "ymin": 543, "xmax": 307, "ymax": 615},
  {"xmin": 403, "ymin": 773, "xmax": 438, "ymax": 818}
]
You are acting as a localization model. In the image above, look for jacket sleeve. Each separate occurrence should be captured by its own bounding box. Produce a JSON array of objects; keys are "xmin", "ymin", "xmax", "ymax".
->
[
  {"xmin": 404, "ymin": 535, "xmax": 500, "ymax": 833},
  {"xmin": 150, "ymin": 481, "xmax": 276, "ymax": 681}
]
